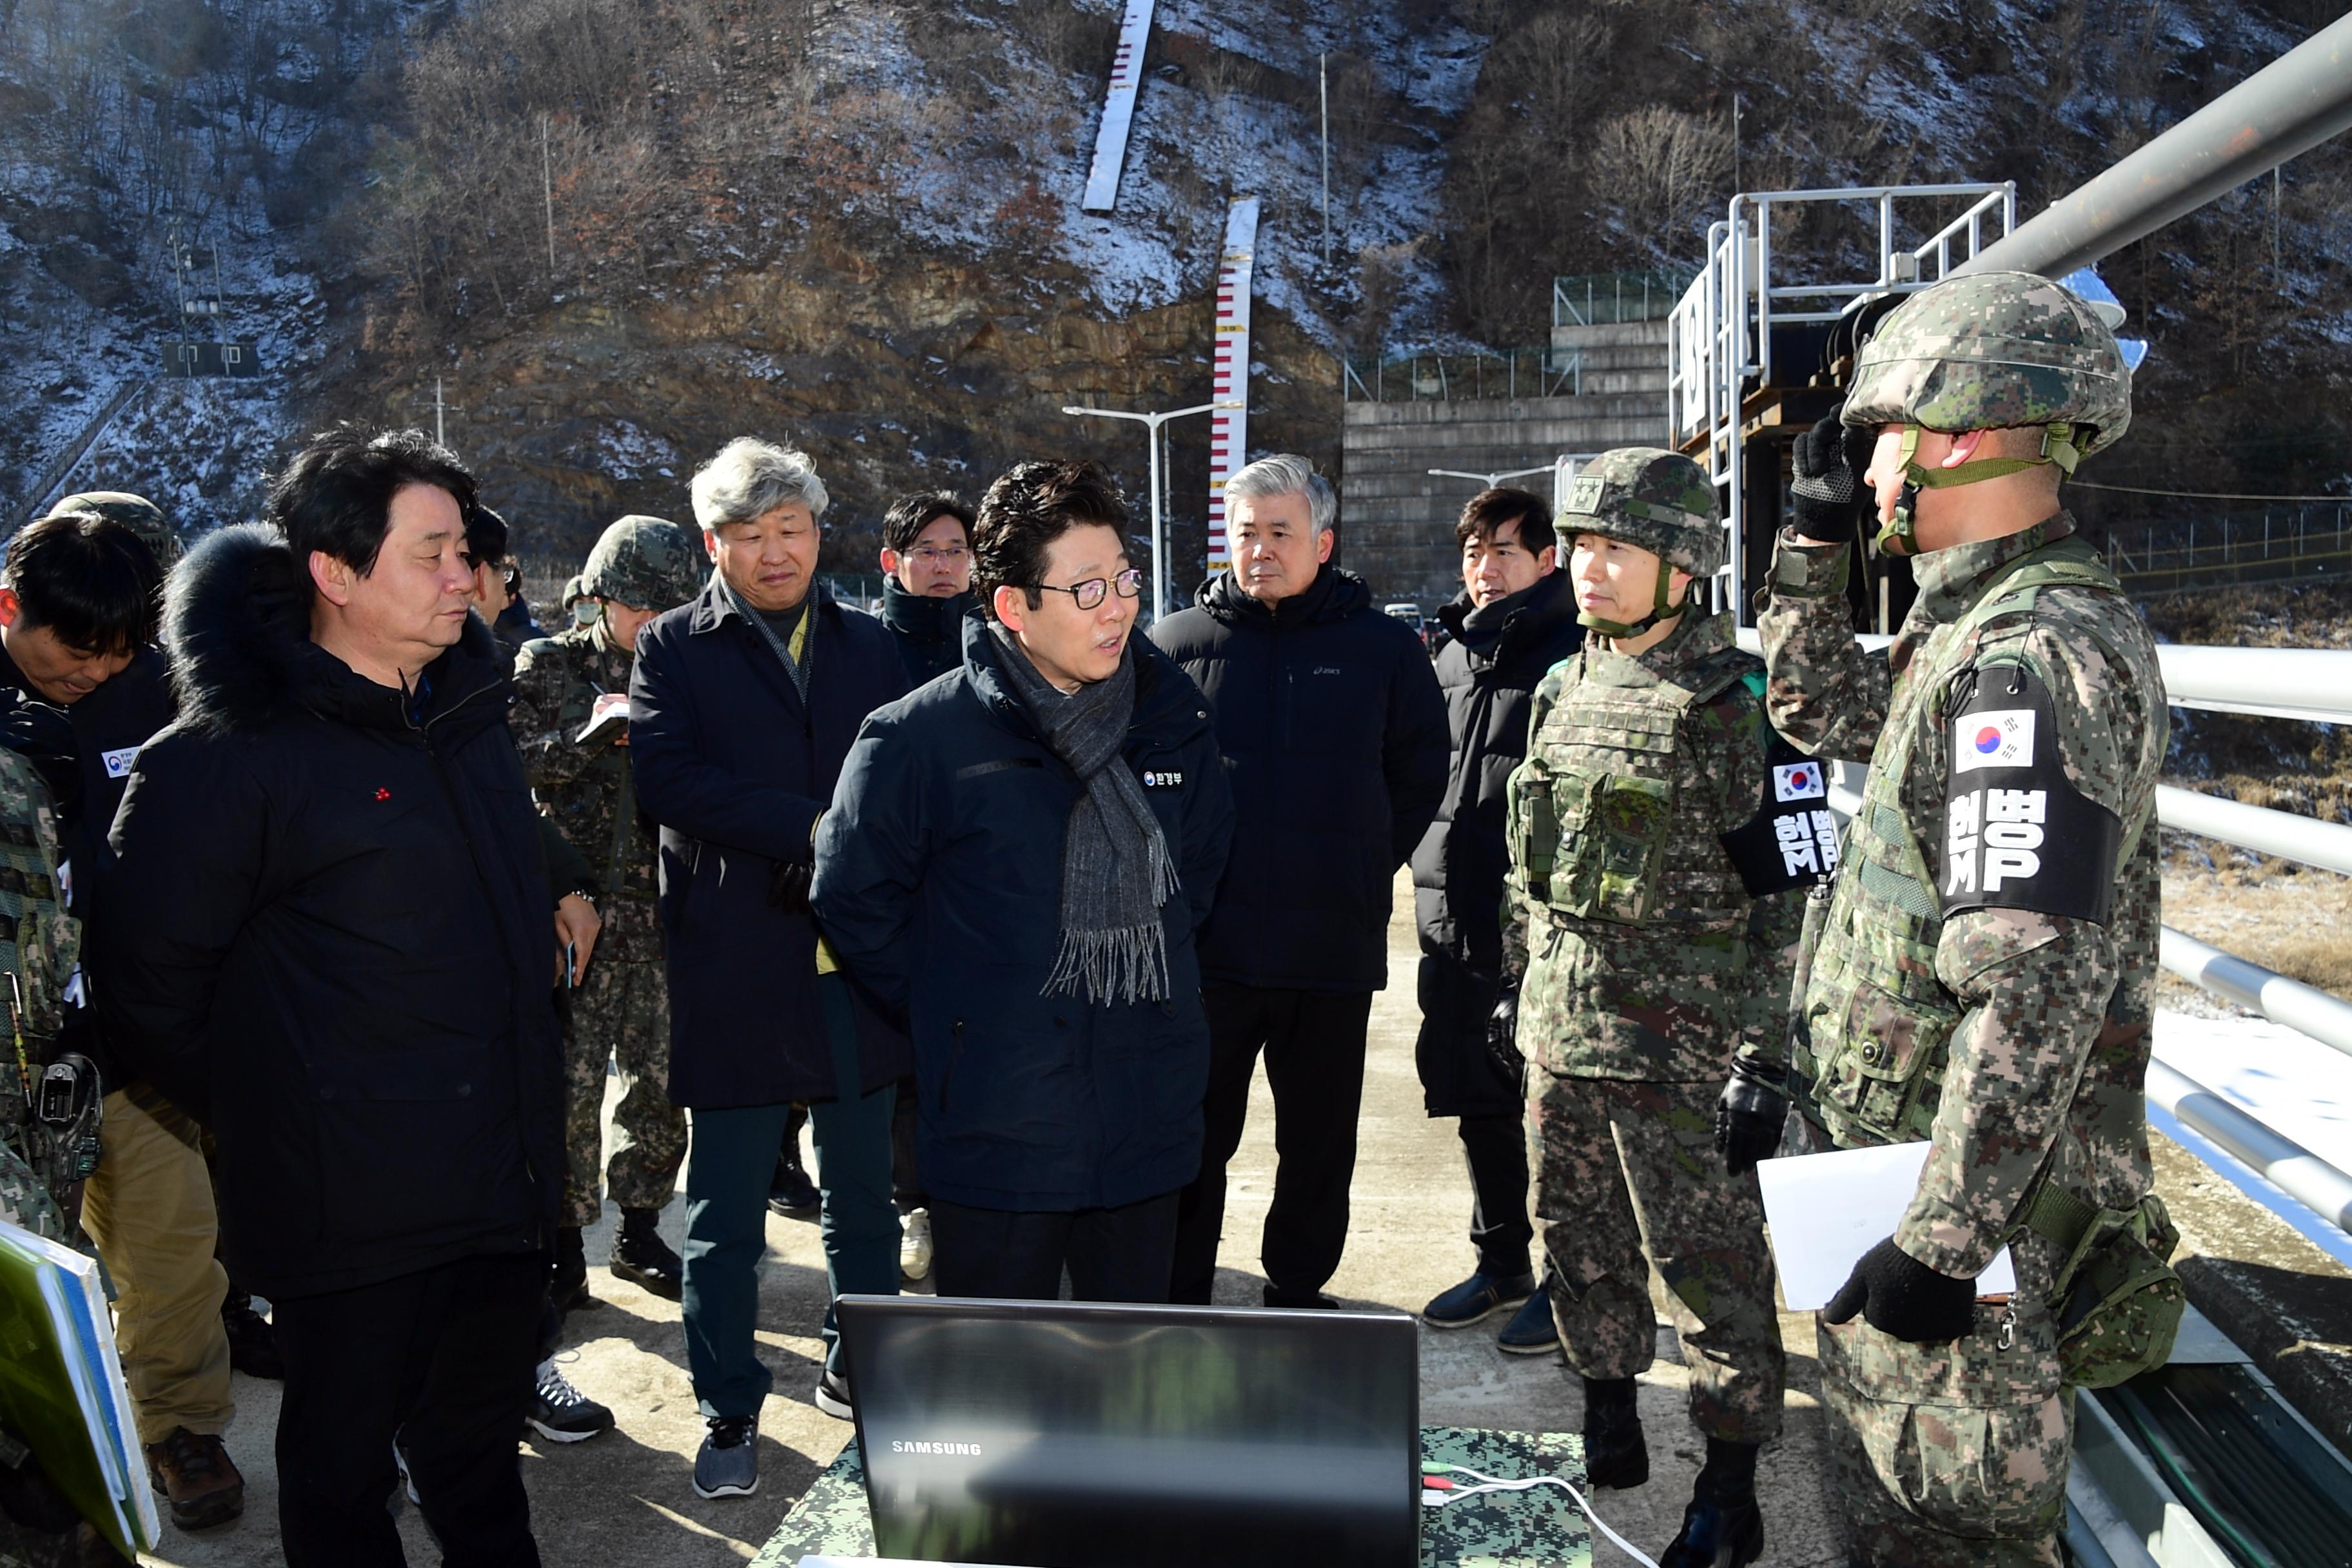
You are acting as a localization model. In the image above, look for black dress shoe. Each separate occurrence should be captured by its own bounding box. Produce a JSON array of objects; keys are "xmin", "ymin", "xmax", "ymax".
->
[
  {"xmin": 549, "ymin": 1225, "xmax": 596, "ymax": 1314},
  {"xmin": 1658, "ymin": 1494, "xmax": 1764, "ymax": 1567},
  {"xmin": 768, "ymin": 1157, "xmax": 821, "ymax": 1217}
]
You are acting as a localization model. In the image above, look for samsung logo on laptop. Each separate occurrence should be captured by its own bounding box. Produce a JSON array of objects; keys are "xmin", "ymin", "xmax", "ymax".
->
[{"xmin": 890, "ymin": 1440, "xmax": 985, "ymax": 1456}]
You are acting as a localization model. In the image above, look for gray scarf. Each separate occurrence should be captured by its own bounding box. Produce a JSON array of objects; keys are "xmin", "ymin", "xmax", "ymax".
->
[
  {"xmin": 718, "ymin": 572, "xmax": 812, "ymax": 701},
  {"xmin": 989, "ymin": 624, "xmax": 1178, "ymax": 1005}
]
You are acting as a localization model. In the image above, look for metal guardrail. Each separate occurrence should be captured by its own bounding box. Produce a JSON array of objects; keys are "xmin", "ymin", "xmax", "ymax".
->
[
  {"xmin": 1553, "ymin": 270, "xmax": 1694, "ymax": 328},
  {"xmin": 2157, "ymin": 644, "xmax": 2352, "ymax": 724},
  {"xmin": 2160, "ymin": 928, "xmax": 2352, "ymax": 1062},
  {"xmin": 2157, "ymin": 785, "xmax": 2352, "ymax": 876},
  {"xmin": 2147, "ymin": 1059, "xmax": 2352, "ymax": 1233},
  {"xmin": 1341, "ymin": 349, "xmax": 1582, "ymax": 404}
]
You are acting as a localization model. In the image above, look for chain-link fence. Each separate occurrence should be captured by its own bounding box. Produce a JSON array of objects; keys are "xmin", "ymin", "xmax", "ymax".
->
[
  {"xmin": 1342, "ymin": 348, "xmax": 1583, "ymax": 403},
  {"xmin": 2107, "ymin": 505, "xmax": 2352, "ymax": 594},
  {"xmin": 1552, "ymin": 269, "xmax": 1696, "ymax": 328}
]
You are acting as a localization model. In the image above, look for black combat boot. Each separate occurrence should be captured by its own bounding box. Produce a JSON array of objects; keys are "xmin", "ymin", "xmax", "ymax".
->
[
  {"xmin": 548, "ymin": 1225, "xmax": 595, "ymax": 1315},
  {"xmin": 1659, "ymin": 1437, "xmax": 1765, "ymax": 1567},
  {"xmin": 609, "ymin": 1206, "xmax": 685, "ymax": 1300},
  {"xmin": 1580, "ymin": 1375, "xmax": 1649, "ymax": 1489}
]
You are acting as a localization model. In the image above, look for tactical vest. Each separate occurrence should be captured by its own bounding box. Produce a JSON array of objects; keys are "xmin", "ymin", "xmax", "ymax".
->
[
  {"xmin": 1796, "ymin": 538, "xmax": 2150, "ymax": 1147},
  {"xmin": 1507, "ymin": 634, "xmax": 1759, "ymax": 932},
  {"xmin": 0, "ymin": 748, "xmax": 84, "ymax": 1240}
]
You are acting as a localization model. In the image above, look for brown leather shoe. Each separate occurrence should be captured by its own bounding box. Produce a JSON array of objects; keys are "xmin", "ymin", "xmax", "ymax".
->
[{"xmin": 145, "ymin": 1426, "xmax": 244, "ymax": 1531}]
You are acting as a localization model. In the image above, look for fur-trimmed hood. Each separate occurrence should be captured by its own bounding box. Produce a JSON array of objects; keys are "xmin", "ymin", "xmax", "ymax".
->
[{"xmin": 166, "ymin": 523, "xmax": 512, "ymax": 736}]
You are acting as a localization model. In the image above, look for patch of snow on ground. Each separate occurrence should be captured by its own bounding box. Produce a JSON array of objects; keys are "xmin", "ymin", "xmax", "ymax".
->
[{"xmin": 2155, "ymin": 1007, "xmax": 2352, "ymax": 1173}]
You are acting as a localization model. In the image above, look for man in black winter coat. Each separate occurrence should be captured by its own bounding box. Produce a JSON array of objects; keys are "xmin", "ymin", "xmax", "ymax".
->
[
  {"xmin": 1152, "ymin": 455, "xmax": 1447, "ymax": 1308},
  {"xmin": 629, "ymin": 436, "xmax": 910, "ymax": 1497},
  {"xmin": 1409, "ymin": 488, "xmax": 1583, "ymax": 1348},
  {"xmin": 869, "ymin": 487, "xmax": 978, "ymax": 1279},
  {"xmin": 97, "ymin": 427, "xmax": 567, "ymax": 1568},
  {"xmin": 875, "ymin": 489, "xmax": 977, "ymax": 687},
  {"xmin": 817, "ymin": 460, "xmax": 1233, "ymax": 1303}
]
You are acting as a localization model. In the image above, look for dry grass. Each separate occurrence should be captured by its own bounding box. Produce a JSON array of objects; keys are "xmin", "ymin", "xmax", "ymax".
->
[{"xmin": 2161, "ymin": 842, "xmax": 2352, "ymax": 1001}]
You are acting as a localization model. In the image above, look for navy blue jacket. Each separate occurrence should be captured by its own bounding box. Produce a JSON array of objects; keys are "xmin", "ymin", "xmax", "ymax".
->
[
  {"xmin": 630, "ymin": 580, "xmax": 911, "ymax": 1109},
  {"xmin": 97, "ymin": 527, "xmax": 562, "ymax": 1300},
  {"xmin": 811, "ymin": 618, "xmax": 1234, "ymax": 1211},
  {"xmin": 878, "ymin": 580, "xmax": 976, "ymax": 689},
  {"xmin": 1409, "ymin": 572, "xmax": 1584, "ymax": 1117},
  {"xmin": 1151, "ymin": 565, "xmax": 1447, "ymax": 994}
]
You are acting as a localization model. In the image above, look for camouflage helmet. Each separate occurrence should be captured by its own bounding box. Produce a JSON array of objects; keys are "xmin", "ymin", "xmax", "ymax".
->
[
  {"xmin": 1842, "ymin": 270, "xmax": 2132, "ymax": 456},
  {"xmin": 580, "ymin": 514, "xmax": 703, "ymax": 611},
  {"xmin": 55, "ymin": 491, "xmax": 180, "ymax": 571}
]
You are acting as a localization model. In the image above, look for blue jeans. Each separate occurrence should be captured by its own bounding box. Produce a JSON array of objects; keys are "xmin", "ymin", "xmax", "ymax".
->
[{"xmin": 680, "ymin": 975, "xmax": 899, "ymax": 1417}]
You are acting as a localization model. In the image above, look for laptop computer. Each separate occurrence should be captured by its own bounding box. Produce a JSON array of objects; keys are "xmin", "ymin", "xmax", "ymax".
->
[{"xmin": 838, "ymin": 1295, "xmax": 1420, "ymax": 1567}]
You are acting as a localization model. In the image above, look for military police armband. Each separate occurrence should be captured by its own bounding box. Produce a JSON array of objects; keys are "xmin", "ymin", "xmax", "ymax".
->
[
  {"xmin": 1937, "ymin": 662, "xmax": 2123, "ymax": 925},
  {"xmin": 1719, "ymin": 728, "xmax": 1840, "ymax": 897}
]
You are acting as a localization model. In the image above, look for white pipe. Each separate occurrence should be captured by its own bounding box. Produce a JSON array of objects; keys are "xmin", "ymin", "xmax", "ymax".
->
[
  {"xmin": 2157, "ymin": 645, "xmax": 2352, "ymax": 725},
  {"xmin": 2157, "ymin": 785, "xmax": 2352, "ymax": 877},
  {"xmin": 2159, "ymin": 928, "xmax": 2352, "ymax": 1061},
  {"xmin": 2145, "ymin": 1058, "xmax": 2352, "ymax": 1233}
]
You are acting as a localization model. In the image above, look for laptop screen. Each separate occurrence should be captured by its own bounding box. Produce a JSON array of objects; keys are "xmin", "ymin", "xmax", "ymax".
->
[{"xmin": 839, "ymin": 1295, "xmax": 1420, "ymax": 1567}]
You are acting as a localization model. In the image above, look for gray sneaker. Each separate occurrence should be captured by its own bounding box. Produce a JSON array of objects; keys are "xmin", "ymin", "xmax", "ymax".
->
[{"xmin": 692, "ymin": 1415, "xmax": 759, "ymax": 1500}]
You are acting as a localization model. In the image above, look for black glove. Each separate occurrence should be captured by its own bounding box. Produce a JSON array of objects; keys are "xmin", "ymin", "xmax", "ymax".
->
[
  {"xmin": 1714, "ymin": 1061, "xmax": 1788, "ymax": 1178},
  {"xmin": 1787, "ymin": 406, "xmax": 1876, "ymax": 544},
  {"xmin": 0, "ymin": 695, "xmax": 79, "ymax": 814},
  {"xmin": 768, "ymin": 856, "xmax": 814, "ymax": 913},
  {"xmin": 1823, "ymin": 1237, "xmax": 1977, "ymax": 1343},
  {"xmin": 1485, "ymin": 982, "xmax": 1524, "ymax": 1081}
]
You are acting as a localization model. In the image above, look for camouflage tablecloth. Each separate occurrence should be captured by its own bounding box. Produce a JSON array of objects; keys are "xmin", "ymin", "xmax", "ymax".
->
[{"xmin": 752, "ymin": 1425, "xmax": 1590, "ymax": 1567}]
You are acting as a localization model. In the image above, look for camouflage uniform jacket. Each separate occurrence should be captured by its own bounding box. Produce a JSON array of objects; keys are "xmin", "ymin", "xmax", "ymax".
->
[
  {"xmin": 0, "ymin": 746, "xmax": 81, "ymax": 1242},
  {"xmin": 1503, "ymin": 610, "xmax": 1803, "ymax": 1084},
  {"xmin": 1758, "ymin": 511, "xmax": 2166, "ymax": 1286},
  {"xmin": 511, "ymin": 622, "xmax": 660, "ymax": 963}
]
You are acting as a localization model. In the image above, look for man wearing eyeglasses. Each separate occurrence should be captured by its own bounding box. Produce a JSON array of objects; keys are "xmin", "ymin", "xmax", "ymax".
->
[
  {"xmin": 814, "ymin": 460, "xmax": 1233, "ymax": 1304},
  {"xmin": 1152, "ymin": 453, "xmax": 1448, "ymax": 1310},
  {"xmin": 876, "ymin": 491, "xmax": 978, "ymax": 688}
]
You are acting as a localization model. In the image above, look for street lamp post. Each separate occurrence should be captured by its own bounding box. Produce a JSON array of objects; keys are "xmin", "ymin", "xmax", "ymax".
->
[
  {"xmin": 1061, "ymin": 399, "xmax": 1239, "ymax": 622},
  {"xmin": 1427, "ymin": 465, "xmax": 1558, "ymax": 489}
]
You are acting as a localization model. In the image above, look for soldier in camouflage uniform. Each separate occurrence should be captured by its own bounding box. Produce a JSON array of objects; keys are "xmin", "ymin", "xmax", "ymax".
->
[
  {"xmin": 0, "ymin": 742, "xmax": 130, "ymax": 1567},
  {"xmin": 1502, "ymin": 449, "xmax": 1812, "ymax": 1568},
  {"xmin": 510, "ymin": 516, "xmax": 706, "ymax": 1306},
  {"xmin": 1760, "ymin": 271, "xmax": 2170, "ymax": 1566}
]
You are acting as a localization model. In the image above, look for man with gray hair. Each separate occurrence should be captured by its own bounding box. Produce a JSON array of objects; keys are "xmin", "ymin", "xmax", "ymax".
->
[
  {"xmin": 628, "ymin": 436, "xmax": 910, "ymax": 1499},
  {"xmin": 1152, "ymin": 454, "xmax": 1446, "ymax": 1308}
]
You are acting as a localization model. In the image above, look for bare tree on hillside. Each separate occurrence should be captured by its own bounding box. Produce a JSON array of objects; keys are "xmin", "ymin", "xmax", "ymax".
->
[{"xmin": 1590, "ymin": 105, "xmax": 1730, "ymax": 255}]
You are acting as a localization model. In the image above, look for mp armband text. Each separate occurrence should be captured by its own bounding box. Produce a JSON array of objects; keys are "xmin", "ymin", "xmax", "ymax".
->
[{"xmin": 1937, "ymin": 662, "xmax": 2122, "ymax": 925}]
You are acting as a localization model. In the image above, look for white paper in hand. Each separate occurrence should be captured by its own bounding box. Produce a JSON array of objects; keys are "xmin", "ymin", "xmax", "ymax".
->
[
  {"xmin": 575, "ymin": 691, "xmax": 632, "ymax": 747},
  {"xmin": 1754, "ymin": 1141, "xmax": 2016, "ymax": 1311}
]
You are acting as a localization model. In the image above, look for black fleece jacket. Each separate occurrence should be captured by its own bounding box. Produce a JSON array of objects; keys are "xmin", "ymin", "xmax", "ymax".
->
[
  {"xmin": 1151, "ymin": 565, "xmax": 1447, "ymax": 994},
  {"xmin": 95, "ymin": 525, "xmax": 562, "ymax": 1301}
]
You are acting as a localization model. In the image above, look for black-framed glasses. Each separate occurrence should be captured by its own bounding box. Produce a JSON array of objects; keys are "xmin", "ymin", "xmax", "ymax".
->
[{"xmin": 1034, "ymin": 567, "xmax": 1144, "ymax": 611}]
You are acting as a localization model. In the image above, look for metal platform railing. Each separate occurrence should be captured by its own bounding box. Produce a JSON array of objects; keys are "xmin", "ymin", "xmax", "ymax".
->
[{"xmin": 1341, "ymin": 348, "xmax": 1583, "ymax": 404}]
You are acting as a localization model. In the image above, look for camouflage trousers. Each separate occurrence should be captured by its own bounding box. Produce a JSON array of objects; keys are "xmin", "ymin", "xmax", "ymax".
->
[
  {"xmin": 1527, "ymin": 1073, "xmax": 1785, "ymax": 1444},
  {"xmin": 1816, "ymin": 1281, "xmax": 2073, "ymax": 1565},
  {"xmin": 559, "ymin": 956, "xmax": 686, "ymax": 1229}
]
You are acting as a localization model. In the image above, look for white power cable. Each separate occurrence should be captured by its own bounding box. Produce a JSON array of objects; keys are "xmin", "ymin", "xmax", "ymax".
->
[{"xmin": 1420, "ymin": 1464, "xmax": 1663, "ymax": 1567}]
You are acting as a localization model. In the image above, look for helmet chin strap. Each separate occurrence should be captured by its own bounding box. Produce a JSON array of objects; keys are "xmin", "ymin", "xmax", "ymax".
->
[
  {"xmin": 1872, "ymin": 422, "xmax": 2082, "ymax": 556},
  {"xmin": 1577, "ymin": 558, "xmax": 1687, "ymax": 639}
]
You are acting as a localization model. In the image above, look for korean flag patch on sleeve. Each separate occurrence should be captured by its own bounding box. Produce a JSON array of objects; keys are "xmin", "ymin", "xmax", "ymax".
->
[{"xmin": 1938, "ymin": 662, "xmax": 2123, "ymax": 925}]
